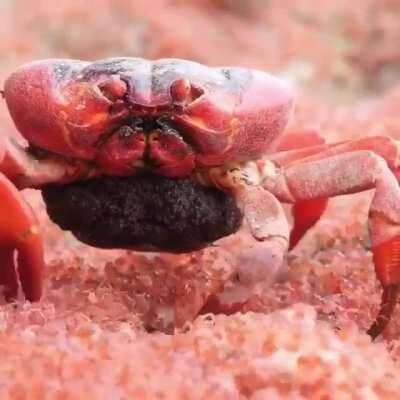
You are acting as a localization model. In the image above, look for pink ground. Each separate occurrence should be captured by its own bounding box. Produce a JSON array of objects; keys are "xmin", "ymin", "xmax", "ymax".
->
[{"xmin": 1, "ymin": 1, "xmax": 400, "ymax": 398}]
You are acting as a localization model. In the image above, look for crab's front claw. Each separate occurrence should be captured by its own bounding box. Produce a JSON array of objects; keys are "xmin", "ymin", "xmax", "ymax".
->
[{"xmin": 0, "ymin": 140, "xmax": 44, "ymax": 301}]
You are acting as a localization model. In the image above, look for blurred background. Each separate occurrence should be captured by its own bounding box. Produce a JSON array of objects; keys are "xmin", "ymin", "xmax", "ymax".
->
[
  {"xmin": 0, "ymin": 0, "xmax": 398, "ymax": 161},
  {"xmin": 1, "ymin": 0, "xmax": 400, "ymax": 143},
  {"xmin": 1, "ymin": 0, "xmax": 400, "ymax": 95}
]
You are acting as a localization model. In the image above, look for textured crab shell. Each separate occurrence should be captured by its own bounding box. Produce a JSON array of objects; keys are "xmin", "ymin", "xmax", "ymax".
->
[{"xmin": 4, "ymin": 58, "xmax": 294, "ymax": 167}]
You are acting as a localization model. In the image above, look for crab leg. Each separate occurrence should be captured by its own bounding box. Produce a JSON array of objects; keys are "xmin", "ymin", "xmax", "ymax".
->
[
  {"xmin": 271, "ymin": 136, "xmax": 400, "ymax": 250},
  {"xmin": 0, "ymin": 247, "xmax": 19, "ymax": 300},
  {"xmin": 272, "ymin": 130, "xmax": 329, "ymax": 250},
  {"xmin": 272, "ymin": 130, "xmax": 326, "ymax": 153},
  {"xmin": 0, "ymin": 139, "xmax": 44, "ymax": 301},
  {"xmin": 262, "ymin": 150, "xmax": 400, "ymax": 338},
  {"xmin": 0, "ymin": 138, "xmax": 98, "ymax": 189},
  {"xmin": 235, "ymin": 185, "xmax": 290, "ymax": 247},
  {"xmin": 195, "ymin": 166, "xmax": 290, "ymax": 285},
  {"xmin": 270, "ymin": 136, "xmax": 400, "ymax": 169}
]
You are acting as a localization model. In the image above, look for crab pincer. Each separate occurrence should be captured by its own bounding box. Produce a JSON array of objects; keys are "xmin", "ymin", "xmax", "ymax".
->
[{"xmin": 0, "ymin": 136, "xmax": 44, "ymax": 301}]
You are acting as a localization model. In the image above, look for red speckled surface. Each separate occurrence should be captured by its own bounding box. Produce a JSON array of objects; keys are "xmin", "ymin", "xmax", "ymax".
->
[{"xmin": 1, "ymin": 1, "xmax": 400, "ymax": 398}]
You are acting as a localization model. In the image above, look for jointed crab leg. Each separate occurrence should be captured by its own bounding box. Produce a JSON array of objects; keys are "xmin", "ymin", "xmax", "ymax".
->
[
  {"xmin": 232, "ymin": 186, "xmax": 290, "ymax": 286},
  {"xmin": 270, "ymin": 136, "xmax": 400, "ymax": 169},
  {"xmin": 195, "ymin": 169, "xmax": 290, "ymax": 284},
  {"xmin": 270, "ymin": 135, "xmax": 400, "ymax": 252},
  {"xmin": 0, "ymin": 139, "xmax": 44, "ymax": 301},
  {"xmin": 262, "ymin": 149, "xmax": 400, "ymax": 338},
  {"xmin": 268, "ymin": 135, "xmax": 400, "ymax": 250},
  {"xmin": 0, "ymin": 247, "xmax": 19, "ymax": 300},
  {"xmin": 273, "ymin": 131, "xmax": 329, "ymax": 250},
  {"xmin": 235, "ymin": 185, "xmax": 289, "ymax": 248},
  {"xmin": 1, "ymin": 138, "xmax": 96, "ymax": 189}
]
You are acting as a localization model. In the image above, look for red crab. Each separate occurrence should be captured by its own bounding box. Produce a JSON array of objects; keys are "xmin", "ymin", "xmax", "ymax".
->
[{"xmin": 1, "ymin": 58, "xmax": 399, "ymax": 338}]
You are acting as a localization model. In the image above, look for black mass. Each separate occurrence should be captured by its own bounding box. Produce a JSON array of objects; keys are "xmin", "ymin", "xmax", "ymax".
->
[{"xmin": 42, "ymin": 174, "xmax": 243, "ymax": 252}]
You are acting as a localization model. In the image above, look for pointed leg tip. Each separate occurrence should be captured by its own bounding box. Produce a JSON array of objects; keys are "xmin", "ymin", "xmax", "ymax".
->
[
  {"xmin": 367, "ymin": 320, "xmax": 385, "ymax": 340},
  {"xmin": 367, "ymin": 284, "xmax": 400, "ymax": 340}
]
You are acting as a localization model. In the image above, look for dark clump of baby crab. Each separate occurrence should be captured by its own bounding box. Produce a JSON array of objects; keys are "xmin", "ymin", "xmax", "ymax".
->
[{"xmin": 1, "ymin": 57, "xmax": 400, "ymax": 338}]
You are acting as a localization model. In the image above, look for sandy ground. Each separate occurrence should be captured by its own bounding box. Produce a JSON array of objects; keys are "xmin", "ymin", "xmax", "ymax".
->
[{"xmin": 1, "ymin": 1, "xmax": 400, "ymax": 398}]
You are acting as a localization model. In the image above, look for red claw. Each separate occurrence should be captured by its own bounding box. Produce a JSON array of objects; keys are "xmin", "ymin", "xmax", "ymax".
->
[
  {"xmin": 0, "ymin": 139, "xmax": 44, "ymax": 301},
  {"xmin": 97, "ymin": 126, "xmax": 146, "ymax": 176},
  {"xmin": 149, "ymin": 131, "xmax": 195, "ymax": 177}
]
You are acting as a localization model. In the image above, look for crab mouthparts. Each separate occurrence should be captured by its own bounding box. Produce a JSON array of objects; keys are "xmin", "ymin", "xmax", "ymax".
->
[
  {"xmin": 5, "ymin": 116, "xmax": 198, "ymax": 190},
  {"xmin": 97, "ymin": 117, "xmax": 196, "ymax": 177}
]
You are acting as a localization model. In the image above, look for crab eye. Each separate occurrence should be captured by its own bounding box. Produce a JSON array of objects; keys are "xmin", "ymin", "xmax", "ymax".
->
[
  {"xmin": 170, "ymin": 79, "xmax": 203, "ymax": 105},
  {"xmin": 97, "ymin": 75, "xmax": 127, "ymax": 101}
]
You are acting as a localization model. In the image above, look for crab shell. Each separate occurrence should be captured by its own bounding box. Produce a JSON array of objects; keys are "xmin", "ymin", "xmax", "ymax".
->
[{"xmin": 3, "ymin": 58, "xmax": 293, "ymax": 178}]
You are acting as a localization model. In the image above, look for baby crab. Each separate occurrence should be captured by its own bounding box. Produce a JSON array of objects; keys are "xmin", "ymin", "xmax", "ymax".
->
[{"xmin": 1, "ymin": 57, "xmax": 400, "ymax": 338}]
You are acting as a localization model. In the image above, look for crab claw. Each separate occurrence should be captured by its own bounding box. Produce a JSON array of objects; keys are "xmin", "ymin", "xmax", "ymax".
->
[{"xmin": 0, "ymin": 136, "xmax": 44, "ymax": 301}]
